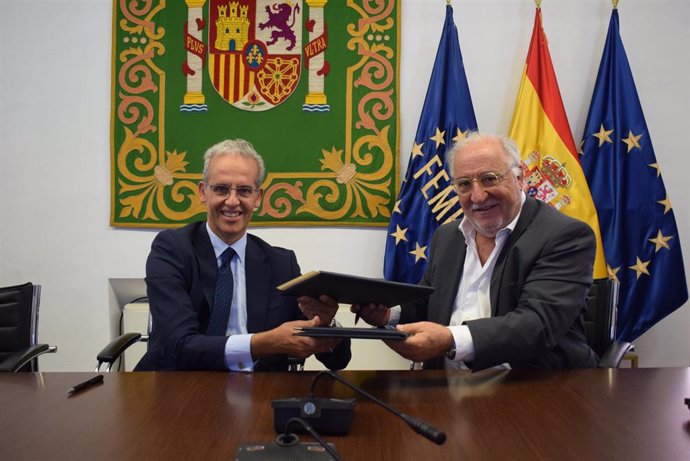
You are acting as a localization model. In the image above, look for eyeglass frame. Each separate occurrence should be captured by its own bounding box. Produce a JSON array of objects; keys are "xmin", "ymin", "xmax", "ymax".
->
[
  {"xmin": 451, "ymin": 164, "xmax": 521, "ymax": 195},
  {"xmin": 205, "ymin": 183, "xmax": 260, "ymax": 199}
]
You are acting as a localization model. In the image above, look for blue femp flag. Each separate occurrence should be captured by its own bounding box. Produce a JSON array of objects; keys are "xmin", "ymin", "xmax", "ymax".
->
[
  {"xmin": 383, "ymin": 4, "xmax": 477, "ymax": 283},
  {"xmin": 580, "ymin": 9, "xmax": 688, "ymax": 342}
]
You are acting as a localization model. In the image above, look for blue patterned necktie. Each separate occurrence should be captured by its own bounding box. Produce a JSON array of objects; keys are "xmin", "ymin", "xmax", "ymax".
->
[{"xmin": 207, "ymin": 247, "xmax": 235, "ymax": 336}]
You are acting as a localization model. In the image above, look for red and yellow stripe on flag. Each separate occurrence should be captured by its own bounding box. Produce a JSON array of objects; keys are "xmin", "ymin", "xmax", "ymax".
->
[{"xmin": 509, "ymin": 7, "xmax": 607, "ymax": 278}]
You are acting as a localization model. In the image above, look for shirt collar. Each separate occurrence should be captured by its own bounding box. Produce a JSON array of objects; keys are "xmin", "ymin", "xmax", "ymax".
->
[
  {"xmin": 205, "ymin": 223, "xmax": 247, "ymax": 263},
  {"xmin": 459, "ymin": 191, "xmax": 526, "ymax": 242}
]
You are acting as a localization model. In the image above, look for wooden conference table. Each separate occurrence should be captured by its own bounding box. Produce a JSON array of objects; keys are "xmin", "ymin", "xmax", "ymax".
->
[{"xmin": 1, "ymin": 368, "xmax": 689, "ymax": 460}]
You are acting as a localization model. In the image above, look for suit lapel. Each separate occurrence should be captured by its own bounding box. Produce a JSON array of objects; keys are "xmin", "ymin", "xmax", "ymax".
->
[
  {"xmin": 245, "ymin": 236, "xmax": 270, "ymax": 333},
  {"xmin": 490, "ymin": 198, "xmax": 538, "ymax": 313},
  {"xmin": 438, "ymin": 226, "xmax": 467, "ymax": 325},
  {"xmin": 192, "ymin": 223, "xmax": 217, "ymax": 316}
]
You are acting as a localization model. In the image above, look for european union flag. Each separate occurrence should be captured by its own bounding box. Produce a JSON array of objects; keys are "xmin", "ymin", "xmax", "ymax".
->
[
  {"xmin": 383, "ymin": 4, "xmax": 477, "ymax": 283},
  {"xmin": 580, "ymin": 9, "xmax": 688, "ymax": 342}
]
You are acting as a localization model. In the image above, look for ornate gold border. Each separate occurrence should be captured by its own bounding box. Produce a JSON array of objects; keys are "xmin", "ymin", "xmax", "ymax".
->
[{"xmin": 111, "ymin": 0, "xmax": 399, "ymax": 228}]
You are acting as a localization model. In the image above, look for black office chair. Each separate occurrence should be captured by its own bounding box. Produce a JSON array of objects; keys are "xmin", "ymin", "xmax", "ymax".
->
[
  {"xmin": 0, "ymin": 282, "xmax": 57, "ymax": 372},
  {"xmin": 583, "ymin": 278, "xmax": 633, "ymax": 368}
]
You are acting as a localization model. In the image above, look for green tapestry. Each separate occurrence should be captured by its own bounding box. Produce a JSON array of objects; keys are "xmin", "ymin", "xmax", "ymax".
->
[{"xmin": 111, "ymin": 0, "xmax": 400, "ymax": 228}]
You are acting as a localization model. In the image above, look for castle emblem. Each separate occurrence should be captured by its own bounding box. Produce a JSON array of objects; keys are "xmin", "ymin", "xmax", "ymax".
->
[
  {"xmin": 215, "ymin": 2, "xmax": 251, "ymax": 51},
  {"xmin": 208, "ymin": 0, "xmax": 303, "ymax": 111},
  {"xmin": 521, "ymin": 151, "xmax": 573, "ymax": 210}
]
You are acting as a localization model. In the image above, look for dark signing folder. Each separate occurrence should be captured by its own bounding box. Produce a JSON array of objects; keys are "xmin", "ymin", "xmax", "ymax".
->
[
  {"xmin": 276, "ymin": 270, "xmax": 434, "ymax": 307},
  {"xmin": 293, "ymin": 326, "xmax": 408, "ymax": 341}
]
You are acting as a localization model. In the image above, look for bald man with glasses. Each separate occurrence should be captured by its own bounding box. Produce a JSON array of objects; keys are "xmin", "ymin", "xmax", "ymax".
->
[{"xmin": 354, "ymin": 132, "xmax": 598, "ymax": 371}]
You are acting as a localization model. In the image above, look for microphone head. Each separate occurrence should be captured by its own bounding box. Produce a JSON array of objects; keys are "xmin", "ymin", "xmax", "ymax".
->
[
  {"xmin": 429, "ymin": 429, "xmax": 447, "ymax": 445},
  {"xmin": 400, "ymin": 413, "xmax": 447, "ymax": 445}
]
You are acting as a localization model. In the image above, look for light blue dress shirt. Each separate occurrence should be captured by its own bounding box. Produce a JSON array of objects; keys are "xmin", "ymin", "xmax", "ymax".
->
[{"xmin": 206, "ymin": 224, "xmax": 255, "ymax": 371}]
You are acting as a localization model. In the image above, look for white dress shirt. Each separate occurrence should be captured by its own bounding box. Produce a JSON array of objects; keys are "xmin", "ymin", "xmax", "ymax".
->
[
  {"xmin": 389, "ymin": 193, "xmax": 526, "ymax": 369},
  {"xmin": 446, "ymin": 192, "xmax": 526, "ymax": 367}
]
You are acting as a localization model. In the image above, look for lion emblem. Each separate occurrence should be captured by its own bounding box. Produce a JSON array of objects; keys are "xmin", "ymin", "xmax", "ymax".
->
[{"xmin": 259, "ymin": 2, "xmax": 301, "ymax": 51}]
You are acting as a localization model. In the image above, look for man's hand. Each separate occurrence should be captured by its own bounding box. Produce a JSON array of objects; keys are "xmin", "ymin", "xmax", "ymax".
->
[
  {"xmin": 298, "ymin": 295, "xmax": 338, "ymax": 326},
  {"xmin": 250, "ymin": 317, "xmax": 340, "ymax": 359},
  {"xmin": 350, "ymin": 303, "xmax": 390, "ymax": 327},
  {"xmin": 383, "ymin": 321, "xmax": 453, "ymax": 362}
]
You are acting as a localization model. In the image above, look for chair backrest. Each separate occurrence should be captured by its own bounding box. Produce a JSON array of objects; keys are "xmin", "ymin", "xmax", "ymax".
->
[
  {"xmin": 583, "ymin": 278, "xmax": 619, "ymax": 358},
  {"xmin": 0, "ymin": 282, "xmax": 42, "ymax": 371}
]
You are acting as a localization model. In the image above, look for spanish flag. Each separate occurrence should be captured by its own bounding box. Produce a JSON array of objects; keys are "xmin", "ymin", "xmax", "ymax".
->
[{"xmin": 509, "ymin": 7, "xmax": 607, "ymax": 278}]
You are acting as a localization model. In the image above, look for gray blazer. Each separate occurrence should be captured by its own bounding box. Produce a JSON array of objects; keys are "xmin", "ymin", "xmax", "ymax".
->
[{"xmin": 401, "ymin": 197, "xmax": 598, "ymax": 370}]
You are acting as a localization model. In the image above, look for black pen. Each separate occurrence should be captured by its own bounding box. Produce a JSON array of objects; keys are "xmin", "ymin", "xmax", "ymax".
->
[
  {"xmin": 354, "ymin": 312, "xmax": 361, "ymax": 325},
  {"xmin": 67, "ymin": 374, "xmax": 104, "ymax": 395}
]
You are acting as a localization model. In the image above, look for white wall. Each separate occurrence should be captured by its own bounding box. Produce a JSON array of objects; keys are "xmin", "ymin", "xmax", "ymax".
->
[{"xmin": 1, "ymin": 0, "xmax": 688, "ymax": 371}]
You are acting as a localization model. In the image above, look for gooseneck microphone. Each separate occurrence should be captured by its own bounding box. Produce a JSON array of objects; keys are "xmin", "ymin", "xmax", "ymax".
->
[{"xmin": 311, "ymin": 370, "xmax": 446, "ymax": 445}]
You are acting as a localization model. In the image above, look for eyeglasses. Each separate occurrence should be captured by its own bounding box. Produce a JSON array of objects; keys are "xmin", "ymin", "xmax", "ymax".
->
[
  {"xmin": 207, "ymin": 184, "xmax": 258, "ymax": 199},
  {"xmin": 451, "ymin": 165, "xmax": 519, "ymax": 195}
]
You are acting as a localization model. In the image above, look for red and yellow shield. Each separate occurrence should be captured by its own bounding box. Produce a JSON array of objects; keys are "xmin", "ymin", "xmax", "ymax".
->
[{"xmin": 208, "ymin": 0, "xmax": 303, "ymax": 111}]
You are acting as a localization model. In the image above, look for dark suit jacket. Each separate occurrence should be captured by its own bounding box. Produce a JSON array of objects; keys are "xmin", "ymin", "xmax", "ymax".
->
[
  {"xmin": 136, "ymin": 222, "xmax": 350, "ymax": 371},
  {"xmin": 401, "ymin": 198, "xmax": 598, "ymax": 371}
]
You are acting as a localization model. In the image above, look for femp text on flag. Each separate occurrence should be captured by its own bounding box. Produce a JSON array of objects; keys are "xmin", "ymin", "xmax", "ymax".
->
[{"xmin": 384, "ymin": 4, "xmax": 477, "ymax": 283}]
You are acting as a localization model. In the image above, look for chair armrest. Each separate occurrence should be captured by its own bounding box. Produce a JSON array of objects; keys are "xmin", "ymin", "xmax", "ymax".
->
[
  {"xmin": 597, "ymin": 340, "xmax": 632, "ymax": 368},
  {"xmin": 0, "ymin": 344, "xmax": 56, "ymax": 372},
  {"xmin": 96, "ymin": 333, "xmax": 143, "ymax": 367}
]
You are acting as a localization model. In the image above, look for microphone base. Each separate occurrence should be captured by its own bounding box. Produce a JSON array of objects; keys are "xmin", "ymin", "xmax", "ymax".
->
[
  {"xmin": 272, "ymin": 397, "xmax": 356, "ymax": 436},
  {"xmin": 236, "ymin": 441, "xmax": 337, "ymax": 460}
]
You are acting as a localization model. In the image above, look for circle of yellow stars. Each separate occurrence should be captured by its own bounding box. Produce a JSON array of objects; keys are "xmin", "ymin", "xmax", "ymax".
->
[{"xmin": 591, "ymin": 124, "xmax": 676, "ymax": 282}]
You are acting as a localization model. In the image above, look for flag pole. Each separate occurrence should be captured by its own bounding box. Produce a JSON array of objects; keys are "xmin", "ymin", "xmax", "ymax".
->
[
  {"xmin": 534, "ymin": 0, "xmax": 542, "ymax": 8},
  {"xmin": 612, "ymin": 0, "xmax": 619, "ymax": 9}
]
